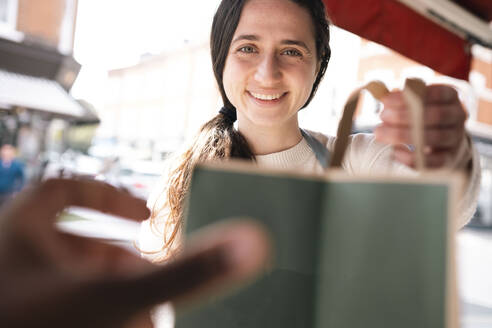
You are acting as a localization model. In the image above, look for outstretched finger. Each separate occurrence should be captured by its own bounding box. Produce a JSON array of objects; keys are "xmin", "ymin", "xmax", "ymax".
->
[
  {"xmin": 6, "ymin": 178, "xmax": 149, "ymax": 229},
  {"xmin": 0, "ymin": 178, "xmax": 150, "ymax": 269},
  {"xmin": 127, "ymin": 219, "xmax": 271, "ymax": 306},
  {"xmin": 64, "ymin": 219, "xmax": 271, "ymax": 327},
  {"xmin": 52, "ymin": 231, "xmax": 153, "ymax": 277}
]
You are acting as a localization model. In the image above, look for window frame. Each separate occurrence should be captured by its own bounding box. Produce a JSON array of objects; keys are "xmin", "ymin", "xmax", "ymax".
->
[{"xmin": 0, "ymin": 0, "xmax": 22, "ymax": 41}]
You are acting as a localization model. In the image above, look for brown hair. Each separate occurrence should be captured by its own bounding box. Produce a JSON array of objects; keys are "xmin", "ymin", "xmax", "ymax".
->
[{"xmin": 148, "ymin": 0, "xmax": 331, "ymax": 261}]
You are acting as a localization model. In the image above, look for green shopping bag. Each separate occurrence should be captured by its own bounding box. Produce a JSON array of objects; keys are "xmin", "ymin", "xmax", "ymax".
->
[{"xmin": 175, "ymin": 80, "xmax": 460, "ymax": 328}]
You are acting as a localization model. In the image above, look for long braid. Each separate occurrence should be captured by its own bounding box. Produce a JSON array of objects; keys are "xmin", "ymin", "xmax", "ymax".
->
[{"xmin": 148, "ymin": 112, "xmax": 253, "ymax": 261}]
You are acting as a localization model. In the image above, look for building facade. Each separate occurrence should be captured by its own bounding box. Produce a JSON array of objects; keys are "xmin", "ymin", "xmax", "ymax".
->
[
  {"xmin": 0, "ymin": 0, "xmax": 96, "ymax": 180},
  {"xmin": 471, "ymin": 46, "xmax": 492, "ymax": 125},
  {"xmin": 103, "ymin": 43, "xmax": 220, "ymax": 159},
  {"xmin": 356, "ymin": 39, "xmax": 492, "ymax": 131},
  {"xmin": 1, "ymin": 0, "xmax": 77, "ymax": 53}
]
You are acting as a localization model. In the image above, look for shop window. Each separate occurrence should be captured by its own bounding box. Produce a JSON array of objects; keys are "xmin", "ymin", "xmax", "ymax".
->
[{"xmin": 0, "ymin": 0, "xmax": 17, "ymax": 30}]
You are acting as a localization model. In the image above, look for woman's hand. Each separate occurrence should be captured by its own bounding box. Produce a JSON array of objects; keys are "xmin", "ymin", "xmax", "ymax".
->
[
  {"xmin": 375, "ymin": 84, "xmax": 467, "ymax": 168},
  {"xmin": 0, "ymin": 178, "xmax": 270, "ymax": 328}
]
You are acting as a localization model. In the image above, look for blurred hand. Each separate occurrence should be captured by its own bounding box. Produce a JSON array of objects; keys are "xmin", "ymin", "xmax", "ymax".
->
[
  {"xmin": 0, "ymin": 178, "xmax": 270, "ymax": 328},
  {"xmin": 375, "ymin": 84, "xmax": 467, "ymax": 168}
]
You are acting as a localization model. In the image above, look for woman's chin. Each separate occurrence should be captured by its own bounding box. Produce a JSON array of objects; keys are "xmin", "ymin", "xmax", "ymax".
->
[{"xmin": 241, "ymin": 113, "xmax": 296, "ymax": 129}]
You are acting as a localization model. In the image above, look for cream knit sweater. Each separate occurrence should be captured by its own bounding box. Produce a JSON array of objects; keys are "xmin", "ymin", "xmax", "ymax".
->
[{"xmin": 140, "ymin": 131, "xmax": 480, "ymax": 258}]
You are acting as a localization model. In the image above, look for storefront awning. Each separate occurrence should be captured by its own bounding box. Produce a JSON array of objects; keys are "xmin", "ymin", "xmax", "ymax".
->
[
  {"xmin": 0, "ymin": 69, "xmax": 92, "ymax": 121},
  {"xmin": 323, "ymin": 0, "xmax": 492, "ymax": 80}
]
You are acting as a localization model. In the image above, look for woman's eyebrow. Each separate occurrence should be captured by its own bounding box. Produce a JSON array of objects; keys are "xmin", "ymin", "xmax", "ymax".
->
[{"xmin": 232, "ymin": 34, "xmax": 259, "ymax": 44}]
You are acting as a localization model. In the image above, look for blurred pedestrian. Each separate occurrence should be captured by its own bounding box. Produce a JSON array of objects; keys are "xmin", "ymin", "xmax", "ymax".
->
[{"xmin": 0, "ymin": 144, "xmax": 25, "ymax": 206}]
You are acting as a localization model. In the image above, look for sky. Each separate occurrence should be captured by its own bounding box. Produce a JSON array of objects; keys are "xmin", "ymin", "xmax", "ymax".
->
[
  {"xmin": 71, "ymin": 0, "xmax": 222, "ymax": 105},
  {"xmin": 73, "ymin": 0, "xmax": 221, "ymax": 69}
]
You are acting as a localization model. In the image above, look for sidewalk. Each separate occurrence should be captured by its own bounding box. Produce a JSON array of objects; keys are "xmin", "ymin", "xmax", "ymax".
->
[{"xmin": 459, "ymin": 228, "xmax": 492, "ymax": 327}]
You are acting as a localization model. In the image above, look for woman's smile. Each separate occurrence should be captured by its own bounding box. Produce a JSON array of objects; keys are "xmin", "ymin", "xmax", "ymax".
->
[{"xmin": 247, "ymin": 91, "xmax": 288, "ymax": 106}]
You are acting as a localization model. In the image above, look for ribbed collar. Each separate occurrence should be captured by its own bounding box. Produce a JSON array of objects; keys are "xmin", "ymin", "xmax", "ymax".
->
[{"xmin": 255, "ymin": 137, "xmax": 313, "ymax": 169}]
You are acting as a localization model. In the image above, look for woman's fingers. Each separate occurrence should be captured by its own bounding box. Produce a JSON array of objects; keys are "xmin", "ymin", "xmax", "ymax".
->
[
  {"xmin": 380, "ymin": 102, "xmax": 466, "ymax": 127},
  {"xmin": 376, "ymin": 84, "xmax": 466, "ymax": 164},
  {"xmin": 425, "ymin": 84, "xmax": 459, "ymax": 104},
  {"xmin": 374, "ymin": 124, "xmax": 464, "ymax": 149},
  {"xmin": 392, "ymin": 145, "xmax": 449, "ymax": 168},
  {"xmin": 376, "ymin": 84, "xmax": 468, "ymax": 169},
  {"xmin": 380, "ymin": 86, "xmax": 466, "ymax": 128}
]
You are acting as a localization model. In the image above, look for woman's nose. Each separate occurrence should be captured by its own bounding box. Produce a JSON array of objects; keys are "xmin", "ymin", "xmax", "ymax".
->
[{"xmin": 254, "ymin": 54, "xmax": 282, "ymax": 86}]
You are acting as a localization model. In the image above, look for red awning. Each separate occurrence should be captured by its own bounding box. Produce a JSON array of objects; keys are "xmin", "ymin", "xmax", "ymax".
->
[{"xmin": 322, "ymin": 0, "xmax": 492, "ymax": 80}]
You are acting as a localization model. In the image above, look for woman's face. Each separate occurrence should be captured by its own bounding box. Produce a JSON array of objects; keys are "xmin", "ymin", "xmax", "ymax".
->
[{"xmin": 222, "ymin": 0, "xmax": 319, "ymax": 129}]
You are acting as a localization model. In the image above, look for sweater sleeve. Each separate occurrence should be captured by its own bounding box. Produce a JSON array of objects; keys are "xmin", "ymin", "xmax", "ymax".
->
[{"xmin": 328, "ymin": 133, "xmax": 480, "ymax": 229}]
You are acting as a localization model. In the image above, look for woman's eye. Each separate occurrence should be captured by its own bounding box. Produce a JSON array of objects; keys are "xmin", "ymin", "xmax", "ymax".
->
[
  {"xmin": 283, "ymin": 49, "xmax": 302, "ymax": 57},
  {"xmin": 238, "ymin": 46, "xmax": 256, "ymax": 53}
]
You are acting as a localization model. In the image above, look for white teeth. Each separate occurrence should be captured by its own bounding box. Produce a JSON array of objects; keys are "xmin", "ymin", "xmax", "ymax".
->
[{"xmin": 250, "ymin": 92, "xmax": 282, "ymax": 100}]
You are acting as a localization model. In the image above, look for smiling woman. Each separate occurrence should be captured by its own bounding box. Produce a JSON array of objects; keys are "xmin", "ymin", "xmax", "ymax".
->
[
  {"xmin": 140, "ymin": 0, "xmax": 479, "ymax": 271},
  {"xmin": 223, "ymin": 0, "xmax": 320, "ymax": 147},
  {"xmin": 141, "ymin": 0, "xmax": 331, "ymax": 262}
]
